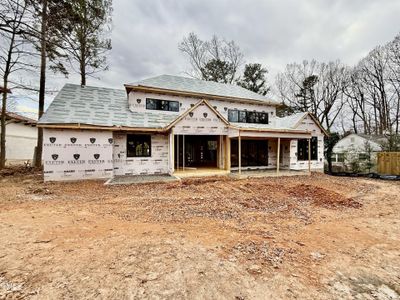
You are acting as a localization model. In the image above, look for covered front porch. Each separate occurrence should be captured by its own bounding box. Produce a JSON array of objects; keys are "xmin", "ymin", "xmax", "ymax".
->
[
  {"xmin": 169, "ymin": 130, "xmax": 315, "ymax": 178},
  {"xmin": 227, "ymin": 127, "xmax": 314, "ymax": 176}
]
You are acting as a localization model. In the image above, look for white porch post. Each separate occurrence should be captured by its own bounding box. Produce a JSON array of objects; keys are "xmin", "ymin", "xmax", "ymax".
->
[
  {"xmin": 308, "ymin": 137, "xmax": 311, "ymax": 174},
  {"xmin": 225, "ymin": 136, "xmax": 231, "ymax": 171},
  {"xmin": 277, "ymin": 137, "xmax": 281, "ymax": 175},
  {"xmin": 238, "ymin": 131, "xmax": 241, "ymax": 175}
]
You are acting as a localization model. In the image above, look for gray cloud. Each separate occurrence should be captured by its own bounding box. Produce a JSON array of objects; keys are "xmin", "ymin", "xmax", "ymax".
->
[{"xmin": 50, "ymin": 0, "xmax": 400, "ymax": 90}]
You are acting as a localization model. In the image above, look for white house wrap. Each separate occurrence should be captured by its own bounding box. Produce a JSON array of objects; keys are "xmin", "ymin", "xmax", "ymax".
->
[{"xmin": 39, "ymin": 75, "xmax": 327, "ymax": 181}]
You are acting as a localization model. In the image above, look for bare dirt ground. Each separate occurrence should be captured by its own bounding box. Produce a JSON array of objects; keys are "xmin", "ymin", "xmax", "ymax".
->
[{"xmin": 0, "ymin": 168, "xmax": 399, "ymax": 299}]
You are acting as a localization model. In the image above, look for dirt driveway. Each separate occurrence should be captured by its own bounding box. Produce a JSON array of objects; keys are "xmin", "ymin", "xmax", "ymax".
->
[{"xmin": 0, "ymin": 171, "xmax": 399, "ymax": 299}]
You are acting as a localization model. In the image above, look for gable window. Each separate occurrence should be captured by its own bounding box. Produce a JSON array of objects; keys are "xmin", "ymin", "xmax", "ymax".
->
[
  {"xmin": 297, "ymin": 137, "xmax": 318, "ymax": 161},
  {"xmin": 227, "ymin": 109, "xmax": 269, "ymax": 124},
  {"xmin": 127, "ymin": 134, "xmax": 151, "ymax": 157},
  {"xmin": 146, "ymin": 98, "xmax": 179, "ymax": 112}
]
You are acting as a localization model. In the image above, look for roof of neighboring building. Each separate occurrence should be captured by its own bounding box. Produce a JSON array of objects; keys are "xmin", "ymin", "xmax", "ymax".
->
[
  {"xmin": 6, "ymin": 111, "xmax": 36, "ymax": 125},
  {"xmin": 38, "ymin": 84, "xmax": 177, "ymax": 129},
  {"xmin": 125, "ymin": 74, "xmax": 279, "ymax": 105},
  {"xmin": 356, "ymin": 133, "xmax": 388, "ymax": 144}
]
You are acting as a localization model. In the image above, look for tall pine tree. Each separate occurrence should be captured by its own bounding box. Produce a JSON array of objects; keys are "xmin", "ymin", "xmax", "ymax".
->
[{"xmin": 62, "ymin": 0, "xmax": 112, "ymax": 86}]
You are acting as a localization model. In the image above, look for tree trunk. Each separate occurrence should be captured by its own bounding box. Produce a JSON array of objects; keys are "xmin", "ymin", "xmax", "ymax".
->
[
  {"xmin": 0, "ymin": 85, "xmax": 7, "ymax": 169},
  {"xmin": 0, "ymin": 36, "xmax": 13, "ymax": 169},
  {"xmin": 34, "ymin": 0, "xmax": 48, "ymax": 168}
]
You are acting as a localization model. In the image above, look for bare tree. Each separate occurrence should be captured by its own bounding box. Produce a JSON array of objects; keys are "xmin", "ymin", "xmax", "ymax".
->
[
  {"xmin": 0, "ymin": 0, "xmax": 31, "ymax": 168},
  {"xmin": 275, "ymin": 59, "xmax": 347, "ymax": 131},
  {"xmin": 179, "ymin": 32, "xmax": 244, "ymax": 83}
]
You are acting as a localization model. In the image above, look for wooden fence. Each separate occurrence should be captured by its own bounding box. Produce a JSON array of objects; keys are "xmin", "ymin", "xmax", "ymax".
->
[{"xmin": 377, "ymin": 152, "xmax": 400, "ymax": 175}]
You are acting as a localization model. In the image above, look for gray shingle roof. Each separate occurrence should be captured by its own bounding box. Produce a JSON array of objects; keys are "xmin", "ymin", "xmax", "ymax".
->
[
  {"xmin": 38, "ymin": 84, "xmax": 177, "ymax": 128},
  {"xmin": 126, "ymin": 74, "xmax": 279, "ymax": 104}
]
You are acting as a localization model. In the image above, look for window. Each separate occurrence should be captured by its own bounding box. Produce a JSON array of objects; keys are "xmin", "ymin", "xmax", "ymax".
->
[
  {"xmin": 127, "ymin": 135, "xmax": 151, "ymax": 157},
  {"xmin": 228, "ymin": 110, "xmax": 238, "ymax": 122},
  {"xmin": 227, "ymin": 109, "xmax": 269, "ymax": 124},
  {"xmin": 146, "ymin": 98, "xmax": 179, "ymax": 112},
  {"xmin": 297, "ymin": 137, "xmax": 318, "ymax": 161},
  {"xmin": 231, "ymin": 139, "xmax": 268, "ymax": 167},
  {"xmin": 337, "ymin": 153, "xmax": 345, "ymax": 162},
  {"xmin": 358, "ymin": 153, "xmax": 369, "ymax": 160}
]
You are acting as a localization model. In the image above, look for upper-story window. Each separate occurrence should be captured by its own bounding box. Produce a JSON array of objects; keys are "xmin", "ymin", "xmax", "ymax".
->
[
  {"xmin": 228, "ymin": 109, "xmax": 269, "ymax": 124},
  {"xmin": 146, "ymin": 98, "xmax": 179, "ymax": 112}
]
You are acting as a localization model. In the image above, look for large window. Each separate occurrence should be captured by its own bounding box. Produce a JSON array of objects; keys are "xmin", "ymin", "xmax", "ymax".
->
[
  {"xmin": 127, "ymin": 135, "xmax": 151, "ymax": 157},
  {"xmin": 297, "ymin": 137, "xmax": 318, "ymax": 161},
  {"xmin": 146, "ymin": 98, "xmax": 179, "ymax": 112},
  {"xmin": 228, "ymin": 109, "xmax": 269, "ymax": 124},
  {"xmin": 231, "ymin": 139, "xmax": 268, "ymax": 167}
]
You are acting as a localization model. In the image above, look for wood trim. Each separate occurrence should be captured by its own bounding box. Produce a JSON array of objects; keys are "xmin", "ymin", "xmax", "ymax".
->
[
  {"xmin": 37, "ymin": 123, "xmax": 166, "ymax": 132},
  {"xmin": 229, "ymin": 125, "xmax": 312, "ymax": 135},
  {"xmin": 125, "ymin": 85, "xmax": 280, "ymax": 106},
  {"xmin": 225, "ymin": 136, "xmax": 231, "ymax": 171}
]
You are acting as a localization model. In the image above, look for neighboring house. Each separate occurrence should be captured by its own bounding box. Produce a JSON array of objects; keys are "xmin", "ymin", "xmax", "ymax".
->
[
  {"xmin": 331, "ymin": 133, "xmax": 385, "ymax": 172},
  {"xmin": 38, "ymin": 75, "xmax": 327, "ymax": 181},
  {"xmin": 0, "ymin": 112, "xmax": 37, "ymax": 164}
]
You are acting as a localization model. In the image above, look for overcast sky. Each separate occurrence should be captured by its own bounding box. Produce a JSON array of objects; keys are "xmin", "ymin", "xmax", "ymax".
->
[{"xmin": 15, "ymin": 0, "xmax": 400, "ymax": 116}]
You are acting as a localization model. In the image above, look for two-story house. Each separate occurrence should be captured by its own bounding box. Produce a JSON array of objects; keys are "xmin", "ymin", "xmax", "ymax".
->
[{"xmin": 38, "ymin": 75, "xmax": 327, "ymax": 181}]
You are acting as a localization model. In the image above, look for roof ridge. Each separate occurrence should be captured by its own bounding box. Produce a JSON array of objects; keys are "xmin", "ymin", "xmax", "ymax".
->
[{"xmin": 64, "ymin": 83, "xmax": 125, "ymax": 92}]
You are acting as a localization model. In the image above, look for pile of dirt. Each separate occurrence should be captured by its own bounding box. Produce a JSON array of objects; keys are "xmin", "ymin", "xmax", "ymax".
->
[
  {"xmin": 0, "ymin": 165, "xmax": 41, "ymax": 177},
  {"xmin": 288, "ymin": 184, "xmax": 362, "ymax": 209}
]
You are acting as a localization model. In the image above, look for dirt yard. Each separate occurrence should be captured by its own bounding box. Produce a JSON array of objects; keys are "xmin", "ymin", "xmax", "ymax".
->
[{"xmin": 0, "ymin": 169, "xmax": 399, "ymax": 299}]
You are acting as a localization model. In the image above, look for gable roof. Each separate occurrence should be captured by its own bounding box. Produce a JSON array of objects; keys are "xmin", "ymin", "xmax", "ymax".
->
[
  {"xmin": 165, "ymin": 99, "xmax": 229, "ymax": 130},
  {"xmin": 125, "ymin": 74, "xmax": 279, "ymax": 105},
  {"xmin": 38, "ymin": 84, "xmax": 176, "ymax": 129},
  {"xmin": 38, "ymin": 83, "xmax": 328, "ymax": 136}
]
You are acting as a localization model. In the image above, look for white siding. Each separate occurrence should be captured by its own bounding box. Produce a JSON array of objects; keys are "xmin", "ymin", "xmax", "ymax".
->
[{"xmin": 0, "ymin": 122, "xmax": 37, "ymax": 161}]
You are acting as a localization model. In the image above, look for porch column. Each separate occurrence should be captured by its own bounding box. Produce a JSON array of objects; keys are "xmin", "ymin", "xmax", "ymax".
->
[
  {"xmin": 308, "ymin": 138, "xmax": 311, "ymax": 174},
  {"xmin": 225, "ymin": 136, "xmax": 231, "ymax": 171},
  {"xmin": 169, "ymin": 132, "xmax": 174, "ymax": 174},
  {"xmin": 238, "ymin": 131, "xmax": 241, "ymax": 175},
  {"xmin": 276, "ymin": 137, "xmax": 281, "ymax": 174}
]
